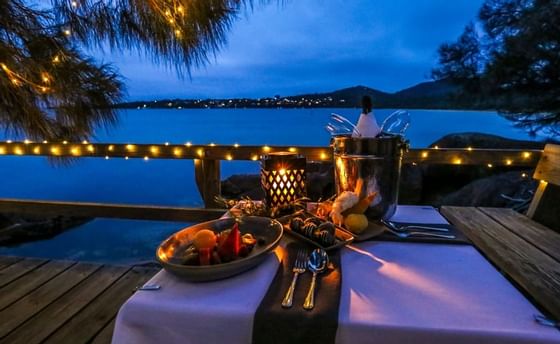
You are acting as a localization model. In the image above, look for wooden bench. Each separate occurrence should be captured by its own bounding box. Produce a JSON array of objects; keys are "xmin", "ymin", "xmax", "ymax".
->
[{"xmin": 441, "ymin": 144, "xmax": 560, "ymax": 320}]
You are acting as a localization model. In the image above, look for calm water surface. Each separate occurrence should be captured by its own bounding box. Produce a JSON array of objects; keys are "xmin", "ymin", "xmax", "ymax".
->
[{"xmin": 0, "ymin": 108, "xmax": 539, "ymax": 262}]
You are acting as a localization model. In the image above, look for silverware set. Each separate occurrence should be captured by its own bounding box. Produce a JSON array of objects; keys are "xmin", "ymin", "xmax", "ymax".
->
[
  {"xmin": 381, "ymin": 219, "xmax": 456, "ymax": 239},
  {"xmin": 282, "ymin": 248, "xmax": 329, "ymax": 310}
]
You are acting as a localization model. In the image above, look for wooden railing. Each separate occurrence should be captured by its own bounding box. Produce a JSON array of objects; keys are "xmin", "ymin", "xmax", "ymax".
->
[{"xmin": 0, "ymin": 140, "xmax": 543, "ymax": 221}]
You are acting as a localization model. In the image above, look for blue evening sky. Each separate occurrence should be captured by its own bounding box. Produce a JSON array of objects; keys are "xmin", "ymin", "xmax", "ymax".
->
[{"xmin": 100, "ymin": 0, "xmax": 484, "ymax": 100}]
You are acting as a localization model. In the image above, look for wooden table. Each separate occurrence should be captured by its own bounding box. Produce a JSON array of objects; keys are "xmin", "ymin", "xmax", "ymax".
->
[
  {"xmin": 0, "ymin": 256, "xmax": 159, "ymax": 344},
  {"xmin": 441, "ymin": 206, "xmax": 560, "ymax": 320}
]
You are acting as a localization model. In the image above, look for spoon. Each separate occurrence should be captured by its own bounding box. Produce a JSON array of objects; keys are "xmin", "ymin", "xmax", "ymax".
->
[{"xmin": 303, "ymin": 248, "xmax": 329, "ymax": 310}]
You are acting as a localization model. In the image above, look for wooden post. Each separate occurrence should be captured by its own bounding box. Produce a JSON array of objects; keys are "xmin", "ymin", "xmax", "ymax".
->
[{"xmin": 194, "ymin": 159, "xmax": 221, "ymax": 208}]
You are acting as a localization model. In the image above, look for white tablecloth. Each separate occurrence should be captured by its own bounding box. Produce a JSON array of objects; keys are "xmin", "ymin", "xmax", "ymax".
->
[{"xmin": 113, "ymin": 206, "xmax": 560, "ymax": 344}]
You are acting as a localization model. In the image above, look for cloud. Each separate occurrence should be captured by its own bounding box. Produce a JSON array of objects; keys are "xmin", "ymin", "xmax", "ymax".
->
[{"xmin": 106, "ymin": 0, "xmax": 484, "ymax": 99}]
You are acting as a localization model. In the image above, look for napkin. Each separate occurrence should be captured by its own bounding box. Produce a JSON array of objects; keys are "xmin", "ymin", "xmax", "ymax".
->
[{"xmin": 252, "ymin": 241, "xmax": 341, "ymax": 344}]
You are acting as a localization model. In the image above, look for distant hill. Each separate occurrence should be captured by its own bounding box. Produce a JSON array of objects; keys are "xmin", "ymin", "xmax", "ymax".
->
[{"xmin": 115, "ymin": 80, "xmax": 495, "ymax": 110}]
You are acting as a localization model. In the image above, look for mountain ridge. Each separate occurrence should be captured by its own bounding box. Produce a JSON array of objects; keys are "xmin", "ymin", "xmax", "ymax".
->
[{"xmin": 116, "ymin": 79, "xmax": 493, "ymax": 110}]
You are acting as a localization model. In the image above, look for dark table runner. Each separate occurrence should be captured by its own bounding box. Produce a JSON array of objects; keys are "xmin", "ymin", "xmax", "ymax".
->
[
  {"xmin": 252, "ymin": 241, "xmax": 342, "ymax": 344},
  {"xmin": 375, "ymin": 222, "xmax": 471, "ymax": 244}
]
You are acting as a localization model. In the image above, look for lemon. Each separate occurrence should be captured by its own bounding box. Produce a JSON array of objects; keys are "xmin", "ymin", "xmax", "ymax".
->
[{"xmin": 343, "ymin": 214, "xmax": 369, "ymax": 234}]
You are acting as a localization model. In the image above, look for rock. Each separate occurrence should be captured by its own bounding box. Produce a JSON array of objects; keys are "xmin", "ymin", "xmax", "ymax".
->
[
  {"xmin": 0, "ymin": 215, "xmax": 92, "ymax": 246},
  {"xmin": 398, "ymin": 164, "xmax": 423, "ymax": 204},
  {"xmin": 221, "ymin": 174, "xmax": 262, "ymax": 199},
  {"xmin": 419, "ymin": 132, "xmax": 550, "ymax": 205},
  {"xmin": 430, "ymin": 132, "xmax": 553, "ymax": 149},
  {"xmin": 437, "ymin": 170, "xmax": 537, "ymax": 208},
  {"xmin": 220, "ymin": 133, "xmax": 551, "ymax": 209}
]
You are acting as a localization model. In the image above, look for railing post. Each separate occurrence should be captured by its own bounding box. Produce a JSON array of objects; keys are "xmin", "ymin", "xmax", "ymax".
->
[{"xmin": 194, "ymin": 159, "xmax": 221, "ymax": 208}]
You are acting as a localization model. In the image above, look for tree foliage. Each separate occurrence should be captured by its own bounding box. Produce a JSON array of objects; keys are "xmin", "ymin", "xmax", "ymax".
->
[
  {"xmin": 433, "ymin": 0, "xmax": 560, "ymax": 137},
  {"xmin": 0, "ymin": 0, "xmax": 252, "ymax": 140}
]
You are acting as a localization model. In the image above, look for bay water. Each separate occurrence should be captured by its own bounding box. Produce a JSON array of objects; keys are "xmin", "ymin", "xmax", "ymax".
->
[{"xmin": 0, "ymin": 108, "xmax": 538, "ymax": 262}]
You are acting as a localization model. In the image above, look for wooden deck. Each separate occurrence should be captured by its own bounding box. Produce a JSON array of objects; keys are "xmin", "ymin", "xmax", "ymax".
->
[{"xmin": 0, "ymin": 256, "xmax": 160, "ymax": 343}]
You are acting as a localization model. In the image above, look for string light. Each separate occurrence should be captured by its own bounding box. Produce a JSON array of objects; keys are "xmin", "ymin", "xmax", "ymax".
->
[
  {"xmin": 144, "ymin": 156, "xmax": 149, "ymax": 161},
  {"xmin": 105, "ymin": 155, "xmax": 109, "ymax": 160},
  {"xmin": 0, "ymin": 142, "xmax": 540, "ymax": 168},
  {"xmin": 521, "ymin": 173, "xmax": 527, "ymax": 178}
]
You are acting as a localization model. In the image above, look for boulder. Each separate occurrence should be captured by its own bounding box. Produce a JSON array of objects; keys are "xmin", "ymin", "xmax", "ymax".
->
[
  {"xmin": 437, "ymin": 170, "xmax": 537, "ymax": 208},
  {"xmin": 220, "ymin": 133, "xmax": 550, "ymax": 210},
  {"xmin": 0, "ymin": 215, "xmax": 92, "ymax": 246},
  {"xmin": 430, "ymin": 132, "xmax": 552, "ymax": 149}
]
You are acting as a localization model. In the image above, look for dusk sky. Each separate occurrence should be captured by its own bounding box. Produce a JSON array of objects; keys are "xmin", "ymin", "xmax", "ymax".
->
[{"xmin": 102, "ymin": 0, "xmax": 484, "ymax": 100}]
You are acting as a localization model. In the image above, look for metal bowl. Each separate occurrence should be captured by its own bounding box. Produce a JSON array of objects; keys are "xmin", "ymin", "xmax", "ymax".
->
[{"xmin": 156, "ymin": 216, "xmax": 283, "ymax": 282}]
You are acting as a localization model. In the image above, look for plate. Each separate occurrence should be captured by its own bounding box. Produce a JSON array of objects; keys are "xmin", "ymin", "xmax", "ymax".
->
[
  {"xmin": 349, "ymin": 220, "xmax": 386, "ymax": 241},
  {"xmin": 277, "ymin": 211, "xmax": 354, "ymax": 251},
  {"xmin": 156, "ymin": 216, "xmax": 283, "ymax": 282}
]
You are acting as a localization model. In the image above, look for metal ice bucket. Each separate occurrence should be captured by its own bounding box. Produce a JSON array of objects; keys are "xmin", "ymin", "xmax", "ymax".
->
[{"xmin": 331, "ymin": 134, "xmax": 408, "ymax": 220}]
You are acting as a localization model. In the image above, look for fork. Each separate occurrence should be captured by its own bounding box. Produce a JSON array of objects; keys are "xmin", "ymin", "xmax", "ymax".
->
[
  {"xmin": 385, "ymin": 226, "xmax": 456, "ymax": 239},
  {"xmin": 381, "ymin": 219, "xmax": 450, "ymax": 233},
  {"xmin": 282, "ymin": 249, "xmax": 307, "ymax": 308}
]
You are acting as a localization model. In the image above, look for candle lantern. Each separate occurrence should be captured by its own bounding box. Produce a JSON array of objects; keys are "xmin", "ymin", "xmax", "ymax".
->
[{"xmin": 261, "ymin": 152, "xmax": 307, "ymax": 208}]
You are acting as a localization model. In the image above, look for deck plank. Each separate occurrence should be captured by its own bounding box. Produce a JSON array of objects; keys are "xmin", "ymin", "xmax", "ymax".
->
[
  {"xmin": 441, "ymin": 206, "xmax": 560, "ymax": 320},
  {"xmin": 0, "ymin": 260, "xmax": 75, "ymax": 311},
  {"xmin": 0, "ymin": 258, "xmax": 48, "ymax": 288},
  {"xmin": 2, "ymin": 265, "xmax": 129, "ymax": 344},
  {"xmin": 43, "ymin": 267, "xmax": 159, "ymax": 344},
  {"xmin": 90, "ymin": 319, "xmax": 116, "ymax": 344},
  {"xmin": 479, "ymin": 207, "xmax": 560, "ymax": 262},
  {"xmin": 0, "ymin": 256, "xmax": 23, "ymax": 271},
  {"xmin": 0, "ymin": 262, "xmax": 100, "ymax": 339}
]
